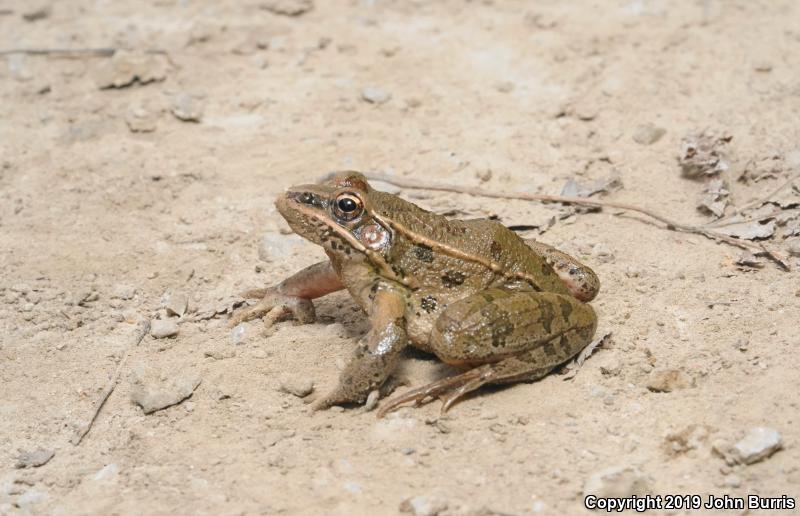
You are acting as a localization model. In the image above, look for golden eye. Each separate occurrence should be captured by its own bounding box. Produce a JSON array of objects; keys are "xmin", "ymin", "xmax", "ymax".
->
[{"xmin": 333, "ymin": 193, "xmax": 363, "ymax": 220}]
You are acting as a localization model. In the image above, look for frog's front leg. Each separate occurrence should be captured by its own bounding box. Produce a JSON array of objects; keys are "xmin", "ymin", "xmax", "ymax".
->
[
  {"xmin": 228, "ymin": 261, "xmax": 343, "ymax": 328},
  {"xmin": 313, "ymin": 282, "xmax": 408, "ymax": 410},
  {"xmin": 378, "ymin": 288, "xmax": 596, "ymax": 416}
]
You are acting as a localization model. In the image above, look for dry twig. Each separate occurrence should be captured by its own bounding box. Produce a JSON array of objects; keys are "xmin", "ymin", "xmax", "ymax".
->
[
  {"xmin": 365, "ymin": 173, "xmax": 791, "ymax": 270},
  {"xmin": 71, "ymin": 319, "xmax": 150, "ymax": 445},
  {"xmin": 0, "ymin": 47, "xmax": 168, "ymax": 57}
]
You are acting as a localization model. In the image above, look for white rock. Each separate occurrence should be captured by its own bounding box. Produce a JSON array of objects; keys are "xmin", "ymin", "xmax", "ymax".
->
[
  {"xmin": 632, "ymin": 123, "xmax": 666, "ymax": 145},
  {"xmin": 150, "ymin": 318, "xmax": 179, "ymax": 339},
  {"xmin": 93, "ymin": 51, "xmax": 168, "ymax": 89},
  {"xmin": 732, "ymin": 427, "xmax": 782, "ymax": 465},
  {"xmin": 16, "ymin": 490, "xmax": 47, "ymax": 507},
  {"xmin": 164, "ymin": 292, "xmax": 189, "ymax": 317},
  {"xmin": 171, "ymin": 93, "xmax": 204, "ymax": 122},
  {"xmin": 231, "ymin": 323, "xmax": 247, "ymax": 345},
  {"xmin": 584, "ymin": 466, "xmax": 651, "ymax": 498},
  {"xmin": 278, "ymin": 376, "xmax": 314, "ymax": 398},
  {"xmin": 131, "ymin": 373, "xmax": 201, "ymax": 414},
  {"xmin": 361, "ymin": 87, "xmax": 391, "ymax": 104},
  {"xmin": 399, "ymin": 495, "xmax": 448, "ymax": 516},
  {"xmin": 93, "ymin": 463, "xmax": 120, "ymax": 481},
  {"xmin": 646, "ymin": 368, "xmax": 693, "ymax": 392}
]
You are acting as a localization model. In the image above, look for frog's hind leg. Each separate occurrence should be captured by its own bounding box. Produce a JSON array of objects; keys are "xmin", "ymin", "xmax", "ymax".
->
[{"xmin": 377, "ymin": 288, "xmax": 596, "ymax": 416}]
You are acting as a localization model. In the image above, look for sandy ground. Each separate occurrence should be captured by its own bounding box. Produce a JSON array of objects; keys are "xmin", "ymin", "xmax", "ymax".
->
[{"xmin": 1, "ymin": 1, "xmax": 799, "ymax": 515}]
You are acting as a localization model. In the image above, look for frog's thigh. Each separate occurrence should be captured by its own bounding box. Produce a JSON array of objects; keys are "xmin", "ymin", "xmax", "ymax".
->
[{"xmin": 430, "ymin": 288, "xmax": 596, "ymax": 370}]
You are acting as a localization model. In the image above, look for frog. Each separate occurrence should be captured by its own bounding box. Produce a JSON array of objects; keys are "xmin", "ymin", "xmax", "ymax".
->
[{"xmin": 230, "ymin": 172, "xmax": 599, "ymax": 416}]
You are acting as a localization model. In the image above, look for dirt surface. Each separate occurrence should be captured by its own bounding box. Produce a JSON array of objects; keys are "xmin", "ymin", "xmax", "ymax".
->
[{"xmin": 1, "ymin": 1, "xmax": 799, "ymax": 515}]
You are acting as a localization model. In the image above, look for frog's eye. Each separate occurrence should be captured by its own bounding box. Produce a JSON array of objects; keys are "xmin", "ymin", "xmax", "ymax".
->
[{"xmin": 333, "ymin": 192, "xmax": 363, "ymax": 221}]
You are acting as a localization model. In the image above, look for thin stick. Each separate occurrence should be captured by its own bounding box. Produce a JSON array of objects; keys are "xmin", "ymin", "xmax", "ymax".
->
[
  {"xmin": 71, "ymin": 319, "xmax": 150, "ymax": 445},
  {"xmin": 365, "ymin": 173, "xmax": 764, "ymax": 253},
  {"xmin": 0, "ymin": 48, "xmax": 168, "ymax": 57}
]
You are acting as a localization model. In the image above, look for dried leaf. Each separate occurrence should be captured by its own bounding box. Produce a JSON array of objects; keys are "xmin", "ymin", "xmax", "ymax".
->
[
  {"xmin": 698, "ymin": 178, "xmax": 730, "ymax": 218},
  {"xmin": 698, "ymin": 198, "xmax": 728, "ymax": 217},
  {"xmin": 736, "ymin": 251, "xmax": 765, "ymax": 269},
  {"xmin": 679, "ymin": 130, "xmax": 732, "ymax": 179},
  {"xmin": 561, "ymin": 176, "xmax": 622, "ymax": 198},
  {"xmin": 561, "ymin": 331, "xmax": 612, "ymax": 380},
  {"xmin": 740, "ymin": 155, "xmax": 785, "ymax": 183},
  {"xmin": 93, "ymin": 51, "xmax": 168, "ymax": 89},
  {"xmin": 716, "ymin": 220, "xmax": 776, "ymax": 240}
]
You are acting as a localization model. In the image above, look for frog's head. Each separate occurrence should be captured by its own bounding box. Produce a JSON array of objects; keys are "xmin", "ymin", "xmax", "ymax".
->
[{"xmin": 276, "ymin": 172, "xmax": 394, "ymax": 260}]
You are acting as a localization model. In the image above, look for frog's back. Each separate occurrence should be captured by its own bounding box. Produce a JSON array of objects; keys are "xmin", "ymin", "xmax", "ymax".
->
[{"xmin": 371, "ymin": 190, "xmax": 568, "ymax": 295}]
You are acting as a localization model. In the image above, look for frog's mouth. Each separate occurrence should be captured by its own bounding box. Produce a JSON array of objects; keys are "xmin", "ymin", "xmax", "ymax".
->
[{"xmin": 276, "ymin": 189, "xmax": 368, "ymax": 254}]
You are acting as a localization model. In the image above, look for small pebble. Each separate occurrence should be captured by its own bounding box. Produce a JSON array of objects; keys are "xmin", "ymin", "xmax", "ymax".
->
[
  {"xmin": 165, "ymin": 292, "xmax": 189, "ymax": 317},
  {"xmin": 724, "ymin": 474, "xmax": 742, "ymax": 488},
  {"xmin": 93, "ymin": 463, "xmax": 120, "ymax": 481},
  {"xmin": 753, "ymin": 61, "xmax": 773, "ymax": 72},
  {"xmin": 130, "ymin": 373, "xmax": 201, "ymax": 414},
  {"xmin": 16, "ymin": 490, "xmax": 47, "ymax": 507},
  {"xmin": 399, "ymin": 495, "xmax": 448, "ymax": 516},
  {"xmin": 230, "ymin": 323, "xmax": 247, "ymax": 345},
  {"xmin": 125, "ymin": 106, "xmax": 159, "ymax": 133},
  {"xmin": 278, "ymin": 376, "xmax": 314, "ymax": 398},
  {"xmin": 22, "ymin": 5, "xmax": 51, "ymax": 21},
  {"xmin": 475, "ymin": 168, "xmax": 492, "ymax": 182},
  {"xmin": 150, "ymin": 319, "xmax": 179, "ymax": 339},
  {"xmin": 646, "ymin": 368, "xmax": 693, "ymax": 392},
  {"xmin": 15, "ymin": 448, "xmax": 55, "ymax": 469},
  {"xmin": 361, "ymin": 87, "xmax": 391, "ymax": 104},
  {"xmin": 731, "ymin": 427, "xmax": 782, "ymax": 465},
  {"xmin": 584, "ymin": 465, "xmax": 651, "ymax": 497},
  {"xmin": 171, "ymin": 93, "xmax": 204, "ymax": 122},
  {"xmin": 632, "ymin": 123, "xmax": 666, "ymax": 145},
  {"xmin": 494, "ymin": 81, "xmax": 515, "ymax": 93}
]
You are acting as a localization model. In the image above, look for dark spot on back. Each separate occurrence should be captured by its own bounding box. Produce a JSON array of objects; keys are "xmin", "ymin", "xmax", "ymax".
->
[
  {"xmin": 491, "ymin": 318, "xmax": 514, "ymax": 348},
  {"xmin": 490, "ymin": 240, "xmax": 503, "ymax": 260},
  {"xmin": 420, "ymin": 295, "xmax": 438, "ymax": 313},
  {"xmin": 479, "ymin": 291, "xmax": 496, "ymax": 304},
  {"xmin": 538, "ymin": 300, "xmax": 554, "ymax": 334},
  {"xmin": 559, "ymin": 298, "xmax": 573, "ymax": 321},
  {"xmin": 413, "ymin": 244, "xmax": 434, "ymax": 263},
  {"xmin": 441, "ymin": 270, "xmax": 466, "ymax": 288}
]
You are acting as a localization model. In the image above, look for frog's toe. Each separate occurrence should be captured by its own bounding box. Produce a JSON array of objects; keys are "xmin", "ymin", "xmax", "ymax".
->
[
  {"xmin": 227, "ymin": 298, "xmax": 280, "ymax": 327},
  {"xmin": 376, "ymin": 366, "xmax": 490, "ymax": 418},
  {"xmin": 227, "ymin": 293, "xmax": 315, "ymax": 328}
]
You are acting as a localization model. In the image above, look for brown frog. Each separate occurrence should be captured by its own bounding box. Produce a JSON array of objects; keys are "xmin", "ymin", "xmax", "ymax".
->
[{"xmin": 230, "ymin": 172, "xmax": 599, "ymax": 416}]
